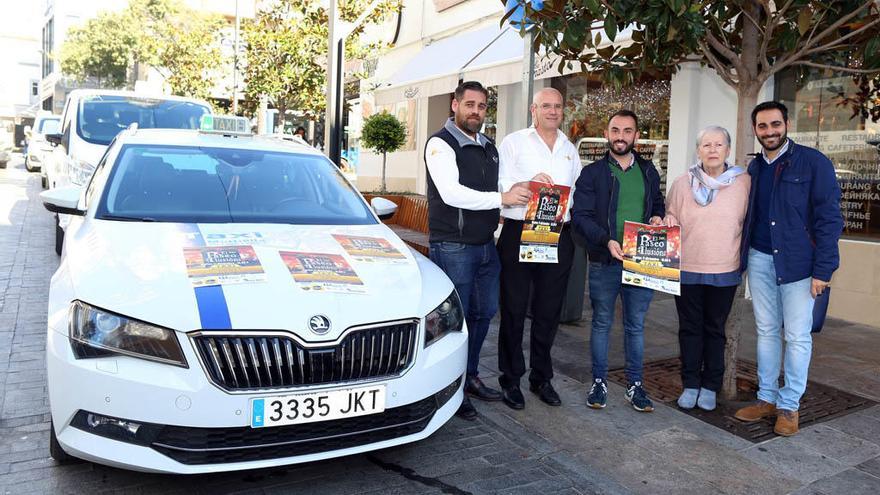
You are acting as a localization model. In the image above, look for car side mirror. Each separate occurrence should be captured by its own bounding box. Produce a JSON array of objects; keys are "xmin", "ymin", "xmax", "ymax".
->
[
  {"xmin": 45, "ymin": 133, "xmax": 62, "ymax": 146},
  {"xmin": 371, "ymin": 197, "xmax": 398, "ymax": 221},
  {"xmin": 40, "ymin": 186, "xmax": 85, "ymax": 216}
]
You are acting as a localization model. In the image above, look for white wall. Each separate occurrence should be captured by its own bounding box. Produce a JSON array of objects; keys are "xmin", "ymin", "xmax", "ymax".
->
[{"xmin": 666, "ymin": 62, "xmax": 774, "ymax": 189}]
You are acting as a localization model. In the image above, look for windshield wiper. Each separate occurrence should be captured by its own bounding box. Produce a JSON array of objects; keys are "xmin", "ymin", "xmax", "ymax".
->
[{"xmin": 101, "ymin": 214, "xmax": 158, "ymax": 222}]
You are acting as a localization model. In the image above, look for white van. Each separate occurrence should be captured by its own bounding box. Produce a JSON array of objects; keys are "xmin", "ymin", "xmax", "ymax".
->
[{"xmin": 45, "ymin": 90, "xmax": 212, "ymax": 254}]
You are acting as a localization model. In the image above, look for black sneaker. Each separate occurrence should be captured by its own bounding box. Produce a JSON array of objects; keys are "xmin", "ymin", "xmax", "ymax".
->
[
  {"xmin": 625, "ymin": 381, "xmax": 654, "ymax": 412},
  {"xmin": 587, "ymin": 378, "xmax": 607, "ymax": 409}
]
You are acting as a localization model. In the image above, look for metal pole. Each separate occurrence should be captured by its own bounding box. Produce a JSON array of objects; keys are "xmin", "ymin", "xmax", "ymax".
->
[
  {"xmin": 325, "ymin": 0, "xmax": 340, "ymax": 161},
  {"xmin": 232, "ymin": 0, "xmax": 240, "ymax": 114},
  {"xmin": 521, "ymin": 29, "xmax": 535, "ymax": 127}
]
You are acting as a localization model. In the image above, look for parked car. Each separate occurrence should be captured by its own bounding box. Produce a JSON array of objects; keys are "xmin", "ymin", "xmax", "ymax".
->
[
  {"xmin": 44, "ymin": 90, "xmax": 212, "ymax": 255},
  {"xmin": 0, "ymin": 143, "xmax": 10, "ymax": 169},
  {"xmin": 26, "ymin": 113, "xmax": 61, "ymax": 179},
  {"xmin": 39, "ymin": 116, "xmax": 466, "ymax": 474}
]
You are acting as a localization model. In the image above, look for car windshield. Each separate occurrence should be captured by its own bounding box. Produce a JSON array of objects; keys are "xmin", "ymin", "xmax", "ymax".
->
[
  {"xmin": 77, "ymin": 96, "xmax": 210, "ymax": 145},
  {"xmin": 38, "ymin": 118, "xmax": 60, "ymax": 134},
  {"xmin": 97, "ymin": 144, "xmax": 376, "ymax": 225}
]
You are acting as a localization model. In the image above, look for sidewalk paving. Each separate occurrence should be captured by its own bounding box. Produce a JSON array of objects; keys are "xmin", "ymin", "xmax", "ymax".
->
[{"xmin": 1, "ymin": 155, "xmax": 879, "ymax": 494}]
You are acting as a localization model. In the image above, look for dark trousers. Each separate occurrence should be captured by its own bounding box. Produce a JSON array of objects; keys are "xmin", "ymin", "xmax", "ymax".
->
[
  {"xmin": 429, "ymin": 240, "xmax": 501, "ymax": 378},
  {"xmin": 674, "ymin": 283, "xmax": 738, "ymax": 392},
  {"xmin": 496, "ymin": 220, "xmax": 574, "ymax": 388}
]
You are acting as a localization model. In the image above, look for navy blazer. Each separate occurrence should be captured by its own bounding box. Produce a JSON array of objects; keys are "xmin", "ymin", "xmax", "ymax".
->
[
  {"xmin": 571, "ymin": 151, "xmax": 665, "ymax": 264},
  {"xmin": 740, "ymin": 142, "xmax": 843, "ymax": 283}
]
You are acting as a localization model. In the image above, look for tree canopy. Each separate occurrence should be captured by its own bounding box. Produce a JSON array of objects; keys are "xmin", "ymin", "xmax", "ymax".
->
[
  {"xmin": 514, "ymin": 0, "xmax": 880, "ymax": 163},
  {"xmin": 58, "ymin": 0, "xmax": 223, "ymax": 100},
  {"xmin": 242, "ymin": 0, "xmax": 400, "ymax": 120}
]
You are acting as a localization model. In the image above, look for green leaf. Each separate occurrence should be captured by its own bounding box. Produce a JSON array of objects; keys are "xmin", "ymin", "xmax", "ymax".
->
[
  {"xmin": 604, "ymin": 14, "xmax": 617, "ymax": 40},
  {"xmin": 584, "ymin": 0, "xmax": 603, "ymax": 17}
]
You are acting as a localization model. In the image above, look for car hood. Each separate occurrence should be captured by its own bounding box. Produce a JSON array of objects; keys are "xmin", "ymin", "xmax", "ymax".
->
[{"xmin": 64, "ymin": 222, "xmax": 451, "ymax": 341}]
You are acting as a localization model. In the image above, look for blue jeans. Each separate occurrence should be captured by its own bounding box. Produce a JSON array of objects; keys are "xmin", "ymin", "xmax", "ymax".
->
[
  {"xmin": 588, "ymin": 261, "xmax": 654, "ymax": 384},
  {"xmin": 748, "ymin": 249, "xmax": 814, "ymax": 411},
  {"xmin": 430, "ymin": 241, "xmax": 501, "ymax": 378}
]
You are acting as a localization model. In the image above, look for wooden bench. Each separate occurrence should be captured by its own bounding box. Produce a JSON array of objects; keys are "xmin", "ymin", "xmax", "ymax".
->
[{"xmin": 363, "ymin": 194, "xmax": 430, "ymax": 256}]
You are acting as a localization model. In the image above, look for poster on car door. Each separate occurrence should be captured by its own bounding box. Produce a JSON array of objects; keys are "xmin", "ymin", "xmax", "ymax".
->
[
  {"xmin": 519, "ymin": 181, "xmax": 571, "ymax": 263},
  {"xmin": 331, "ymin": 234, "xmax": 407, "ymax": 264},
  {"xmin": 621, "ymin": 221, "xmax": 681, "ymax": 296},
  {"xmin": 183, "ymin": 246, "xmax": 267, "ymax": 287},
  {"xmin": 280, "ymin": 251, "xmax": 367, "ymax": 294}
]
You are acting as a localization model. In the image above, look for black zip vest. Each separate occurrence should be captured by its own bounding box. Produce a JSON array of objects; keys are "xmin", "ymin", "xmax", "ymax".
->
[{"xmin": 425, "ymin": 128, "xmax": 500, "ymax": 244}]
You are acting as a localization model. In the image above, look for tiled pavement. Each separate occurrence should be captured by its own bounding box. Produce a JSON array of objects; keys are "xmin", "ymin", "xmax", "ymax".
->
[{"xmin": 1, "ymin": 154, "xmax": 879, "ymax": 494}]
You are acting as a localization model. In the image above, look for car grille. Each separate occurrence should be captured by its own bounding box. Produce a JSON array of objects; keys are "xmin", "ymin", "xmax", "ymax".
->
[
  {"xmin": 151, "ymin": 382, "xmax": 455, "ymax": 465},
  {"xmin": 191, "ymin": 321, "xmax": 419, "ymax": 391}
]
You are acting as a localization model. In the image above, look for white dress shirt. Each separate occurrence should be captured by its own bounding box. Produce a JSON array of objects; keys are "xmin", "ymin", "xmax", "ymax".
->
[
  {"xmin": 498, "ymin": 127, "xmax": 582, "ymax": 221},
  {"xmin": 424, "ymin": 120, "xmax": 503, "ymax": 211}
]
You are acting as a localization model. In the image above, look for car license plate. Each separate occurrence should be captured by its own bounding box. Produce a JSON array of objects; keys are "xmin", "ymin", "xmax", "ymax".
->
[{"xmin": 251, "ymin": 384, "xmax": 386, "ymax": 428}]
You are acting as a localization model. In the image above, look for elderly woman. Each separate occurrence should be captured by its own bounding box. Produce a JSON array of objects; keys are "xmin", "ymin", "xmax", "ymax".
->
[{"xmin": 664, "ymin": 126, "xmax": 750, "ymax": 411}]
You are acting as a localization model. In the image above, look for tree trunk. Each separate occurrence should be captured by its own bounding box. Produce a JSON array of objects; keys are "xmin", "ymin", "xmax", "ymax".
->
[
  {"xmin": 381, "ymin": 152, "xmax": 387, "ymax": 193},
  {"xmin": 722, "ymin": 0, "xmax": 764, "ymax": 400}
]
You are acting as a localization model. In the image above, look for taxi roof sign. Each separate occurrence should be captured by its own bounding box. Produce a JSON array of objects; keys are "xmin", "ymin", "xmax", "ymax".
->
[{"xmin": 200, "ymin": 115, "xmax": 251, "ymax": 135}]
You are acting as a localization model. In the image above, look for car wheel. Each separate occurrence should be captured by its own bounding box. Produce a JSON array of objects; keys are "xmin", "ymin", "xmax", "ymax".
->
[
  {"xmin": 41, "ymin": 175, "xmax": 48, "ymax": 189},
  {"xmin": 55, "ymin": 215, "xmax": 63, "ymax": 256},
  {"xmin": 49, "ymin": 420, "xmax": 74, "ymax": 464},
  {"xmin": 24, "ymin": 157, "xmax": 32, "ymax": 172},
  {"xmin": 0, "ymin": 161, "xmax": 6, "ymax": 169}
]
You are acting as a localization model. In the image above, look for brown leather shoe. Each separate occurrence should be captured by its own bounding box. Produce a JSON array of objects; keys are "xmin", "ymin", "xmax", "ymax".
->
[
  {"xmin": 774, "ymin": 409, "xmax": 799, "ymax": 436},
  {"xmin": 734, "ymin": 400, "xmax": 777, "ymax": 422}
]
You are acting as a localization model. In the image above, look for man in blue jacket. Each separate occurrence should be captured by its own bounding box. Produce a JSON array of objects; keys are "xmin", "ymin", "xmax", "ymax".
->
[
  {"xmin": 571, "ymin": 110, "xmax": 665, "ymax": 412},
  {"xmin": 734, "ymin": 101, "xmax": 843, "ymax": 437}
]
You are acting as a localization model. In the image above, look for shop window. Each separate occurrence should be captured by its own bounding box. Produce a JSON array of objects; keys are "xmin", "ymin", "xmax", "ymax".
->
[
  {"xmin": 553, "ymin": 75, "xmax": 671, "ymax": 188},
  {"xmin": 776, "ymin": 68, "xmax": 880, "ymax": 241}
]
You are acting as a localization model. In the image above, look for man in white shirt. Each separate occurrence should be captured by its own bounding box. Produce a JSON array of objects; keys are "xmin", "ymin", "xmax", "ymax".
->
[
  {"xmin": 424, "ymin": 81, "xmax": 531, "ymax": 420},
  {"xmin": 495, "ymin": 88, "xmax": 582, "ymax": 409}
]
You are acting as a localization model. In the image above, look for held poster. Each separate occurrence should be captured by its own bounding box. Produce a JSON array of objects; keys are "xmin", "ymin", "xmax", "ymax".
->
[
  {"xmin": 621, "ymin": 221, "xmax": 681, "ymax": 296},
  {"xmin": 331, "ymin": 234, "xmax": 407, "ymax": 264},
  {"xmin": 280, "ymin": 251, "xmax": 367, "ymax": 294},
  {"xmin": 183, "ymin": 246, "xmax": 267, "ymax": 287},
  {"xmin": 519, "ymin": 181, "xmax": 571, "ymax": 263}
]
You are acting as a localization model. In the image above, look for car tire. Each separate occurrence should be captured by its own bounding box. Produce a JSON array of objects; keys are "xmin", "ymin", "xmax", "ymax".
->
[
  {"xmin": 41, "ymin": 175, "xmax": 48, "ymax": 189},
  {"xmin": 49, "ymin": 420, "xmax": 74, "ymax": 464},
  {"xmin": 24, "ymin": 157, "xmax": 32, "ymax": 172},
  {"xmin": 0, "ymin": 161, "xmax": 6, "ymax": 169},
  {"xmin": 55, "ymin": 215, "xmax": 63, "ymax": 256}
]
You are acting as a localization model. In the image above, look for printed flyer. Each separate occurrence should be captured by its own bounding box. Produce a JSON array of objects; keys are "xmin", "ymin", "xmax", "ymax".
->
[
  {"xmin": 621, "ymin": 221, "xmax": 681, "ymax": 296},
  {"xmin": 331, "ymin": 234, "xmax": 407, "ymax": 264},
  {"xmin": 183, "ymin": 246, "xmax": 267, "ymax": 287},
  {"xmin": 280, "ymin": 251, "xmax": 367, "ymax": 294},
  {"xmin": 519, "ymin": 181, "xmax": 571, "ymax": 263}
]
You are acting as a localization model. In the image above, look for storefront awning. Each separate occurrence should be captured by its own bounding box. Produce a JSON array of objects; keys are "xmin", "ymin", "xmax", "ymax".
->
[
  {"xmin": 374, "ymin": 22, "xmax": 635, "ymax": 105},
  {"xmin": 375, "ymin": 24, "xmax": 523, "ymax": 104}
]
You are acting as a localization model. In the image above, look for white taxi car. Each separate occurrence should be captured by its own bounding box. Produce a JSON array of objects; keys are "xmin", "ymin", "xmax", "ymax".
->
[{"xmin": 40, "ymin": 116, "xmax": 466, "ymax": 474}]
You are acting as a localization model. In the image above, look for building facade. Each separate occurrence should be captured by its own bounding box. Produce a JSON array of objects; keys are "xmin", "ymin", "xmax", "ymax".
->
[{"xmin": 356, "ymin": 0, "xmax": 880, "ymax": 326}]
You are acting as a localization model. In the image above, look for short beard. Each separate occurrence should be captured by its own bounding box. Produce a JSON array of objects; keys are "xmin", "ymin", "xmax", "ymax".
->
[
  {"xmin": 607, "ymin": 139, "xmax": 634, "ymax": 156},
  {"xmin": 455, "ymin": 114, "xmax": 483, "ymax": 134},
  {"xmin": 758, "ymin": 131, "xmax": 788, "ymax": 152}
]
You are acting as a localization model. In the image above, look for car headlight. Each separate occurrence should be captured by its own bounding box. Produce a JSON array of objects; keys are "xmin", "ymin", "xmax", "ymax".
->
[
  {"xmin": 68, "ymin": 301, "xmax": 188, "ymax": 367},
  {"xmin": 67, "ymin": 158, "xmax": 95, "ymax": 186},
  {"xmin": 425, "ymin": 291, "xmax": 464, "ymax": 346}
]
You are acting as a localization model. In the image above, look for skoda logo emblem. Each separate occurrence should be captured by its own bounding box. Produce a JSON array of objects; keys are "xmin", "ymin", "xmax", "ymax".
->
[{"xmin": 308, "ymin": 315, "xmax": 331, "ymax": 335}]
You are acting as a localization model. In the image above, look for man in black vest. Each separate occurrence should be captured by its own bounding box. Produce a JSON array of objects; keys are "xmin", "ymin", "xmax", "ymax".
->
[{"xmin": 425, "ymin": 81, "xmax": 531, "ymax": 420}]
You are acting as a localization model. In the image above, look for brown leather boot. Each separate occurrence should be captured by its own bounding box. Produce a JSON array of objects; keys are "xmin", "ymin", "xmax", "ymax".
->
[
  {"xmin": 734, "ymin": 400, "xmax": 777, "ymax": 422},
  {"xmin": 774, "ymin": 409, "xmax": 799, "ymax": 436}
]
